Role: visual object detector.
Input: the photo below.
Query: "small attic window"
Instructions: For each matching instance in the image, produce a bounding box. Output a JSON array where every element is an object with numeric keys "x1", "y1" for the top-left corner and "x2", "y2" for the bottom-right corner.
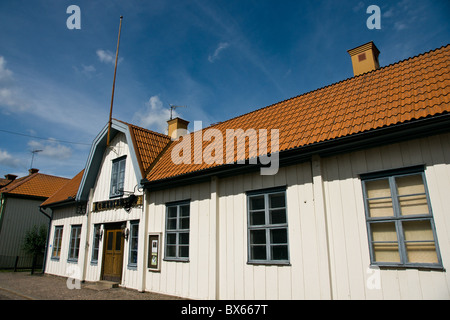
[{"x1": 358, "y1": 53, "x2": 367, "y2": 62}]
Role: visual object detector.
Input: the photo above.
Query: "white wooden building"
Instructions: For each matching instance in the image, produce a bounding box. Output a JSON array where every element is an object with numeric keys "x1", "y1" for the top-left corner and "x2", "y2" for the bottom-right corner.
[
  {"x1": 42, "y1": 42, "x2": 450, "y2": 299},
  {"x1": 42, "y1": 119, "x2": 170, "y2": 291}
]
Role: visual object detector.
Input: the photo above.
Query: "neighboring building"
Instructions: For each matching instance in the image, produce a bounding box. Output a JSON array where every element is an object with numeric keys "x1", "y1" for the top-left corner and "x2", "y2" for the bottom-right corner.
[
  {"x1": 0, "y1": 169, "x2": 69, "y2": 268},
  {"x1": 43, "y1": 42, "x2": 450, "y2": 299}
]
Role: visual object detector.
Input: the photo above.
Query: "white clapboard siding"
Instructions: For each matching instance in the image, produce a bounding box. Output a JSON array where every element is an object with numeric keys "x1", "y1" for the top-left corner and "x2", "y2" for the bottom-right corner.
[
  {"x1": 321, "y1": 132, "x2": 450, "y2": 300},
  {"x1": 85, "y1": 132, "x2": 143, "y2": 289},
  {"x1": 45, "y1": 205, "x2": 84, "y2": 278},
  {"x1": 216, "y1": 162, "x2": 332, "y2": 300},
  {"x1": 146, "y1": 181, "x2": 215, "y2": 299}
]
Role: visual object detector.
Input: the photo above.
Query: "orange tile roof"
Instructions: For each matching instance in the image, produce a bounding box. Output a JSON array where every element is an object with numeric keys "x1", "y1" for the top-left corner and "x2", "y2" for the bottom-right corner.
[
  {"x1": 125, "y1": 121, "x2": 172, "y2": 176},
  {"x1": 0, "y1": 172, "x2": 70, "y2": 199},
  {"x1": 41, "y1": 170, "x2": 84, "y2": 207},
  {"x1": 145, "y1": 44, "x2": 450, "y2": 182}
]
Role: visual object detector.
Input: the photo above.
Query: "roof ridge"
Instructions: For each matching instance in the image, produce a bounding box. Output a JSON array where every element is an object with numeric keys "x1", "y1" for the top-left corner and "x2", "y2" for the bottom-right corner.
[{"x1": 192, "y1": 43, "x2": 450, "y2": 132}]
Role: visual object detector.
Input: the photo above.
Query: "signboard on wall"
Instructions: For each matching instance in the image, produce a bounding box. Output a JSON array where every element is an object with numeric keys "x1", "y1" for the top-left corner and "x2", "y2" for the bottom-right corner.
[{"x1": 148, "y1": 233, "x2": 161, "y2": 272}]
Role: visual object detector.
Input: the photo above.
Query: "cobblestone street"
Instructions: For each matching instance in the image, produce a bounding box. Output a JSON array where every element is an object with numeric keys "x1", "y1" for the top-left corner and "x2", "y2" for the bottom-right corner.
[{"x1": 0, "y1": 271, "x2": 186, "y2": 300}]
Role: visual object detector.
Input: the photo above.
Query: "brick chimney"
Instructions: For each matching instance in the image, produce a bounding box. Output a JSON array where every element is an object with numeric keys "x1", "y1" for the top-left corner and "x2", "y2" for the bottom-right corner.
[
  {"x1": 167, "y1": 117, "x2": 189, "y2": 140},
  {"x1": 347, "y1": 41, "x2": 380, "y2": 76},
  {"x1": 29, "y1": 168, "x2": 39, "y2": 175},
  {"x1": 4, "y1": 174, "x2": 18, "y2": 181}
]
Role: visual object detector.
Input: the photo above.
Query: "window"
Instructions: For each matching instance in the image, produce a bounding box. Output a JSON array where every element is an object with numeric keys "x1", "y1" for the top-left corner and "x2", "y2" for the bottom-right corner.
[
  {"x1": 110, "y1": 156, "x2": 126, "y2": 197},
  {"x1": 247, "y1": 187, "x2": 289, "y2": 264},
  {"x1": 51, "y1": 226, "x2": 63, "y2": 260},
  {"x1": 361, "y1": 166, "x2": 442, "y2": 269},
  {"x1": 128, "y1": 221, "x2": 139, "y2": 268},
  {"x1": 91, "y1": 224, "x2": 101, "y2": 263},
  {"x1": 165, "y1": 201, "x2": 190, "y2": 261},
  {"x1": 68, "y1": 225, "x2": 82, "y2": 262}
]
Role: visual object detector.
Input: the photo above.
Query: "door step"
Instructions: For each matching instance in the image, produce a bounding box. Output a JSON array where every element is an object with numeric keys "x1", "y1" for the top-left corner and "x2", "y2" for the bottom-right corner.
[{"x1": 85, "y1": 280, "x2": 119, "y2": 291}]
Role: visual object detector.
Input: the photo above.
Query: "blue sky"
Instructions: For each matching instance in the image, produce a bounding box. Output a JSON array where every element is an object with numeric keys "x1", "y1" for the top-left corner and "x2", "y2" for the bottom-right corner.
[{"x1": 0, "y1": 0, "x2": 449, "y2": 179}]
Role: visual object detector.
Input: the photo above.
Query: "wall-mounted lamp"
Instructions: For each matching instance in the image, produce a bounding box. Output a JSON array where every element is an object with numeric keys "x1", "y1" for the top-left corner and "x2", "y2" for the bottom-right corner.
[{"x1": 121, "y1": 223, "x2": 129, "y2": 240}]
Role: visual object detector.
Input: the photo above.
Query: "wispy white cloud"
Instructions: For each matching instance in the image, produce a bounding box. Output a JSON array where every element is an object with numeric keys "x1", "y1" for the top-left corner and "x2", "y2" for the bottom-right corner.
[
  {"x1": 73, "y1": 64, "x2": 96, "y2": 77},
  {"x1": 208, "y1": 42, "x2": 230, "y2": 63},
  {"x1": 353, "y1": 1, "x2": 365, "y2": 12},
  {"x1": 0, "y1": 148, "x2": 23, "y2": 169},
  {"x1": 0, "y1": 56, "x2": 29, "y2": 113},
  {"x1": 96, "y1": 49, "x2": 123, "y2": 65},
  {"x1": 133, "y1": 95, "x2": 174, "y2": 134},
  {"x1": 28, "y1": 139, "x2": 72, "y2": 160}
]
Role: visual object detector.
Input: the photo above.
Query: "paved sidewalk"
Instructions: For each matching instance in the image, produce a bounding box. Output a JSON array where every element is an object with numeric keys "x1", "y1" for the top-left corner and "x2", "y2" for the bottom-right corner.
[{"x1": 0, "y1": 271, "x2": 186, "y2": 300}]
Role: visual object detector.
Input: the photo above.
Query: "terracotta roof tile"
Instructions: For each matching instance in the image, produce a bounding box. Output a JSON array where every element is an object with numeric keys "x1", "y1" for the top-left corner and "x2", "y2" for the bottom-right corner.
[
  {"x1": 145, "y1": 44, "x2": 450, "y2": 182},
  {"x1": 0, "y1": 173, "x2": 69, "y2": 199},
  {"x1": 114, "y1": 119, "x2": 172, "y2": 176},
  {"x1": 41, "y1": 170, "x2": 84, "y2": 207}
]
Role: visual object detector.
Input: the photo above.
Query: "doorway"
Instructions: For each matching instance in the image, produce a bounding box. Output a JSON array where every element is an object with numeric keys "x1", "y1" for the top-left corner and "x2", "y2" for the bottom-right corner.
[{"x1": 102, "y1": 223, "x2": 124, "y2": 282}]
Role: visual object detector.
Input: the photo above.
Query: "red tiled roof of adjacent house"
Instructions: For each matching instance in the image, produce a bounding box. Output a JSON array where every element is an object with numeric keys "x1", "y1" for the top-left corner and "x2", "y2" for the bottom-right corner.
[
  {"x1": 145, "y1": 44, "x2": 450, "y2": 182},
  {"x1": 41, "y1": 170, "x2": 84, "y2": 207},
  {"x1": 115, "y1": 119, "x2": 172, "y2": 176},
  {"x1": 0, "y1": 172, "x2": 70, "y2": 199}
]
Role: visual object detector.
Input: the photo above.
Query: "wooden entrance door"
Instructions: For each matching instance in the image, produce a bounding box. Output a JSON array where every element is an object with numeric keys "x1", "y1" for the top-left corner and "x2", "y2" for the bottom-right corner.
[{"x1": 102, "y1": 229, "x2": 124, "y2": 282}]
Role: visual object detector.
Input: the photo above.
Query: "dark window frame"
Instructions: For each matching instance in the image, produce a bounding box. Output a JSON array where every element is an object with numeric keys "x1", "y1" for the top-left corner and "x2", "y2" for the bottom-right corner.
[
  {"x1": 246, "y1": 186, "x2": 290, "y2": 265},
  {"x1": 164, "y1": 200, "x2": 190, "y2": 262},
  {"x1": 110, "y1": 156, "x2": 126, "y2": 198},
  {"x1": 361, "y1": 166, "x2": 443, "y2": 270},
  {"x1": 68, "y1": 225, "x2": 82, "y2": 262}
]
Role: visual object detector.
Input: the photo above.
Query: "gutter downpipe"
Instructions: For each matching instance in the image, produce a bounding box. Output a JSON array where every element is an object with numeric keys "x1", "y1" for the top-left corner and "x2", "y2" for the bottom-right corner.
[{"x1": 39, "y1": 206, "x2": 52, "y2": 274}]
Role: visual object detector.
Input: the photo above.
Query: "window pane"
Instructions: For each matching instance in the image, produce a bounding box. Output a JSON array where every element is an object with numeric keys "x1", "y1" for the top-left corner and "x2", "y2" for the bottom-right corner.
[
  {"x1": 179, "y1": 232, "x2": 189, "y2": 245},
  {"x1": 180, "y1": 205, "x2": 190, "y2": 217},
  {"x1": 271, "y1": 245, "x2": 288, "y2": 260},
  {"x1": 405, "y1": 242, "x2": 438, "y2": 263},
  {"x1": 250, "y1": 211, "x2": 265, "y2": 226},
  {"x1": 403, "y1": 220, "x2": 439, "y2": 263},
  {"x1": 130, "y1": 250, "x2": 137, "y2": 264},
  {"x1": 396, "y1": 174, "x2": 425, "y2": 196},
  {"x1": 115, "y1": 231, "x2": 122, "y2": 250},
  {"x1": 371, "y1": 222, "x2": 398, "y2": 241},
  {"x1": 368, "y1": 198, "x2": 394, "y2": 217},
  {"x1": 167, "y1": 218, "x2": 177, "y2": 230},
  {"x1": 371, "y1": 222, "x2": 400, "y2": 263},
  {"x1": 373, "y1": 243, "x2": 401, "y2": 262},
  {"x1": 270, "y1": 228, "x2": 287, "y2": 244},
  {"x1": 166, "y1": 233, "x2": 176, "y2": 245},
  {"x1": 107, "y1": 232, "x2": 113, "y2": 250},
  {"x1": 179, "y1": 245, "x2": 189, "y2": 258},
  {"x1": 270, "y1": 209, "x2": 286, "y2": 224},
  {"x1": 180, "y1": 217, "x2": 189, "y2": 229},
  {"x1": 251, "y1": 245, "x2": 266, "y2": 260},
  {"x1": 269, "y1": 193, "x2": 285, "y2": 209},
  {"x1": 403, "y1": 220, "x2": 435, "y2": 241},
  {"x1": 250, "y1": 230, "x2": 266, "y2": 245},
  {"x1": 168, "y1": 206, "x2": 177, "y2": 218},
  {"x1": 166, "y1": 245, "x2": 176, "y2": 257},
  {"x1": 250, "y1": 195, "x2": 265, "y2": 210},
  {"x1": 366, "y1": 179, "x2": 391, "y2": 198},
  {"x1": 399, "y1": 194, "x2": 429, "y2": 216}
]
